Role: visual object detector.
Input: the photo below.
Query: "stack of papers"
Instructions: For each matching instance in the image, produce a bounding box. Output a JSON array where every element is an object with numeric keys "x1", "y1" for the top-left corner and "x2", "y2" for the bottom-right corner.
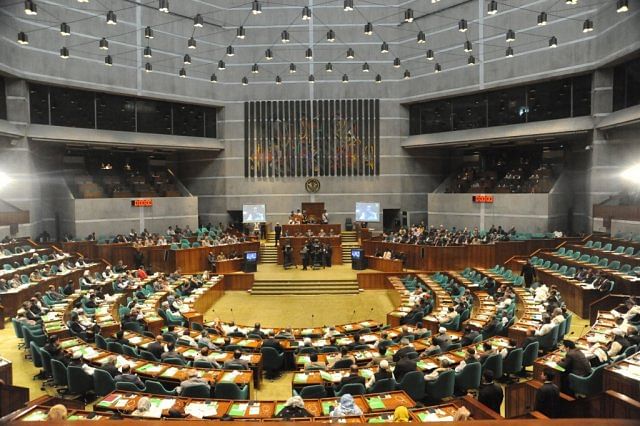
[{"x1": 185, "y1": 402, "x2": 218, "y2": 418}]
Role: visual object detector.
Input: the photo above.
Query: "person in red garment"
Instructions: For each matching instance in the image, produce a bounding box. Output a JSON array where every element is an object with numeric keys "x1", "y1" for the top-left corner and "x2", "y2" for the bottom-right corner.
[{"x1": 137, "y1": 265, "x2": 148, "y2": 280}]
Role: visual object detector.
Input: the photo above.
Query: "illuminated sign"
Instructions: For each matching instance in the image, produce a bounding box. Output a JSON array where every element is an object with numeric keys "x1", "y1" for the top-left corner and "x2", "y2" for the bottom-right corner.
[
  {"x1": 131, "y1": 199, "x2": 153, "y2": 207},
  {"x1": 472, "y1": 194, "x2": 494, "y2": 203}
]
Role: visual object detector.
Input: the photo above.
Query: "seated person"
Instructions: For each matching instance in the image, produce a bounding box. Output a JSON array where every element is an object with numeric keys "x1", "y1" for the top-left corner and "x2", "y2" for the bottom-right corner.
[
  {"x1": 336, "y1": 364, "x2": 366, "y2": 391},
  {"x1": 114, "y1": 364, "x2": 144, "y2": 389},
  {"x1": 274, "y1": 396, "x2": 312, "y2": 419},
  {"x1": 177, "y1": 369, "x2": 211, "y2": 396},
  {"x1": 223, "y1": 350, "x2": 250, "y2": 369},
  {"x1": 304, "y1": 353, "x2": 326, "y2": 371},
  {"x1": 193, "y1": 347, "x2": 222, "y2": 368},
  {"x1": 424, "y1": 357, "x2": 452, "y2": 381},
  {"x1": 160, "y1": 343, "x2": 185, "y2": 363},
  {"x1": 366, "y1": 359, "x2": 393, "y2": 389}
]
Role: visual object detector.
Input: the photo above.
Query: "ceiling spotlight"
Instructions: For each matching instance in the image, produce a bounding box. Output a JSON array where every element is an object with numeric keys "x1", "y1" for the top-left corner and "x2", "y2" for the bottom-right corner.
[
  {"x1": 403, "y1": 69, "x2": 410, "y2": 79},
  {"x1": 144, "y1": 46, "x2": 152, "y2": 57},
  {"x1": 302, "y1": 6, "x2": 311, "y2": 20},
  {"x1": 506, "y1": 29, "x2": 515, "y2": 42},
  {"x1": 434, "y1": 62, "x2": 441, "y2": 72},
  {"x1": 144, "y1": 26, "x2": 154, "y2": 39},
  {"x1": 468, "y1": 55, "x2": 476, "y2": 65},
  {"x1": 426, "y1": 49, "x2": 434, "y2": 60},
  {"x1": 194, "y1": 14, "x2": 204, "y2": 27},
  {"x1": 60, "y1": 23, "x2": 71, "y2": 36},
  {"x1": 342, "y1": 74, "x2": 349, "y2": 83},
  {"x1": 549, "y1": 36, "x2": 558, "y2": 48},
  {"x1": 505, "y1": 46, "x2": 514, "y2": 57},
  {"x1": 188, "y1": 37, "x2": 197, "y2": 49},
  {"x1": 242, "y1": 77, "x2": 248, "y2": 86},
  {"x1": 104, "y1": 55, "x2": 113, "y2": 66},
  {"x1": 24, "y1": 0, "x2": 37, "y2": 15},
  {"x1": 327, "y1": 29, "x2": 335, "y2": 42},
  {"x1": 226, "y1": 45, "x2": 234, "y2": 56},
  {"x1": 252, "y1": 1, "x2": 262, "y2": 14},
  {"x1": 179, "y1": 68, "x2": 186, "y2": 78},
  {"x1": 106, "y1": 10, "x2": 117, "y2": 25},
  {"x1": 458, "y1": 19, "x2": 468, "y2": 32},
  {"x1": 276, "y1": 75, "x2": 282, "y2": 85},
  {"x1": 305, "y1": 48, "x2": 313, "y2": 59},
  {"x1": 289, "y1": 63, "x2": 296, "y2": 73},
  {"x1": 99, "y1": 37, "x2": 109, "y2": 50},
  {"x1": 537, "y1": 12, "x2": 547, "y2": 26},
  {"x1": 145, "y1": 62, "x2": 152, "y2": 72},
  {"x1": 308, "y1": 74, "x2": 315, "y2": 84},
  {"x1": 60, "y1": 46, "x2": 69, "y2": 58},
  {"x1": 393, "y1": 57, "x2": 401, "y2": 68},
  {"x1": 77, "y1": 0, "x2": 89, "y2": 3},
  {"x1": 251, "y1": 63, "x2": 259, "y2": 73},
  {"x1": 17, "y1": 31, "x2": 29, "y2": 45},
  {"x1": 218, "y1": 60, "x2": 226, "y2": 70},
  {"x1": 417, "y1": 30, "x2": 426, "y2": 44},
  {"x1": 617, "y1": 0, "x2": 629, "y2": 12},
  {"x1": 210, "y1": 73, "x2": 217, "y2": 83},
  {"x1": 158, "y1": 0, "x2": 169, "y2": 13},
  {"x1": 375, "y1": 74, "x2": 382, "y2": 83},
  {"x1": 565, "y1": 0, "x2": 577, "y2": 4},
  {"x1": 362, "y1": 62, "x2": 370, "y2": 72},
  {"x1": 183, "y1": 54, "x2": 191, "y2": 64},
  {"x1": 325, "y1": 62, "x2": 333, "y2": 72},
  {"x1": 236, "y1": 26, "x2": 245, "y2": 39},
  {"x1": 346, "y1": 48, "x2": 354, "y2": 58},
  {"x1": 464, "y1": 40, "x2": 472, "y2": 52},
  {"x1": 487, "y1": 0, "x2": 498, "y2": 15},
  {"x1": 404, "y1": 9, "x2": 414, "y2": 23},
  {"x1": 380, "y1": 41, "x2": 389, "y2": 53},
  {"x1": 583, "y1": 19, "x2": 593, "y2": 32},
  {"x1": 344, "y1": 0, "x2": 353, "y2": 11},
  {"x1": 281, "y1": 30, "x2": 290, "y2": 43},
  {"x1": 265, "y1": 49, "x2": 273, "y2": 60},
  {"x1": 364, "y1": 22, "x2": 373, "y2": 35}
]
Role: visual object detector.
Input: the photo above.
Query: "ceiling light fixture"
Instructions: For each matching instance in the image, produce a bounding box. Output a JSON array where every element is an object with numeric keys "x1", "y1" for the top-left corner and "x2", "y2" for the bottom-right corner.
[
  {"x1": 346, "y1": 48, "x2": 354, "y2": 58},
  {"x1": 158, "y1": 0, "x2": 169, "y2": 13},
  {"x1": 325, "y1": 62, "x2": 333, "y2": 72},
  {"x1": 17, "y1": 31, "x2": 29, "y2": 45},
  {"x1": 458, "y1": 19, "x2": 468, "y2": 32},
  {"x1": 380, "y1": 41, "x2": 389, "y2": 53},
  {"x1": 434, "y1": 63, "x2": 441, "y2": 72},
  {"x1": 188, "y1": 37, "x2": 197, "y2": 49},
  {"x1": 236, "y1": 26, "x2": 245, "y2": 39},
  {"x1": 60, "y1": 46, "x2": 69, "y2": 58},
  {"x1": 617, "y1": 0, "x2": 629, "y2": 12},
  {"x1": 183, "y1": 54, "x2": 191, "y2": 64},
  {"x1": 179, "y1": 68, "x2": 186, "y2": 78},
  {"x1": 145, "y1": 62, "x2": 152, "y2": 72},
  {"x1": 194, "y1": 14, "x2": 204, "y2": 27},
  {"x1": 464, "y1": 40, "x2": 472, "y2": 52},
  {"x1": 99, "y1": 37, "x2": 109, "y2": 50},
  {"x1": 106, "y1": 10, "x2": 117, "y2": 25},
  {"x1": 505, "y1": 46, "x2": 513, "y2": 57},
  {"x1": 60, "y1": 22, "x2": 71, "y2": 36},
  {"x1": 582, "y1": 19, "x2": 593, "y2": 32},
  {"x1": 327, "y1": 29, "x2": 335, "y2": 42},
  {"x1": 308, "y1": 74, "x2": 315, "y2": 83},
  {"x1": 289, "y1": 63, "x2": 296, "y2": 73},
  {"x1": 487, "y1": 0, "x2": 498, "y2": 15},
  {"x1": 506, "y1": 29, "x2": 515, "y2": 42},
  {"x1": 210, "y1": 73, "x2": 217, "y2": 83},
  {"x1": 104, "y1": 55, "x2": 113, "y2": 66},
  {"x1": 252, "y1": 1, "x2": 262, "y2": 14},
  {"x1": 393, "y1": 57, "x2": 401, "y2": 67},
  {"x1": 281, "y1": 30, "x2": 290, "y2": 43},
  {"x1": 344, "y1": 0, "x2": 353, "y2": 11},
  {"x1": 468, "y1": 55, "x2": 476, "y2": 65},
  {"x1": 251, "y1": 63, "x2": 259, "y2": 73},
  {"x1": 265, "y1": 49, "x2": 273, "y2": 60},
  {"x1": 548, "y1": 36, "x2": 558, "y2": 48},
  {"x1": 364, "y1": 22, "x2": 373, "y2": 35},
  {"x1": 375, "y1": 74, "x2": 382, "y2": 83},
  {"x1": 362, "y1": 62, "x2": 370, "y2": 72},
  {"x1": 342, "y1": 74, "x2": 349, "y2": 83},
  {"x1": 218, "y1": 60, "x2": 226, "y2": 70},
  {"x1": 226, "y1": 45, "x2": 234, "y2": 56},
  {"x1": 537, "y1": 12, "x2": 547, "y2": 26},
  {"x1": 144, "y1": 46, "x2": 152, "y2": 57},
  {"x1": 24, "y1": 0, "x2": 37, "y2": 15},
  {"x1": 242, "y1": 77, "x2": 248, "y2": 86},
  {"x1": 426, "y1": 49, "x2": 434, "y2": 60},
  {"x1": 144, "y1": 26, "x2": 154, "y2": 39},
  {"x1": 276, "y1": 75, "x2": 282, "y2": 84},
  {"x1": 302, "y1": 6, "x2": 311, "y2": 20},
  {"x1": 404, "y1": 9, "x2": 414, "y2": 23},
  {"x1": 417, "y1": 30, "x2": 426, "y2": 44},
  {"x1": 305, "y1": 48, "x2": 313, "y2": 59},
  {"x1": 403, "y1": 69, "x2": 410, "y2": 79}
]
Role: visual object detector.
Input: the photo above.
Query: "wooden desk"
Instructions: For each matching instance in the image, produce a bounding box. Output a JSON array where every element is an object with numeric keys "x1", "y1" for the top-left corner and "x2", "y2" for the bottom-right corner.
[
  {"x1": 366, "y1": 256, "x2": 403, "y2": 272},
  {"x1": 604, "y1": 352, "x2": 640, "y2": 402},
  {"x1": 167, "y1": 243, "x2": 260, "y2": 274},
  {"x1": 215, "y1": 258, "x2": 243, "y2": 274},
  {"x1": 277, "y1": 237, "x2": 342, "y2": 266}
]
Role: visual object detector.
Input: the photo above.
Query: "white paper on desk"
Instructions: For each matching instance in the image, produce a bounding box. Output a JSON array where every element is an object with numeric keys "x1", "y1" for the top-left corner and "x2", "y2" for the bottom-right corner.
[
  {"x1": 185, "y1": 402, "x2": 218, "y2": 419},
  {"x1": 248, "y1": 405, "x2": 261, "y2": 415},
  {"x1": 422, "y1": 413, "x2": 454, "y2": 422},
  {"x1": 160, "y1": 399, "x2": 176, "y2": 410}
]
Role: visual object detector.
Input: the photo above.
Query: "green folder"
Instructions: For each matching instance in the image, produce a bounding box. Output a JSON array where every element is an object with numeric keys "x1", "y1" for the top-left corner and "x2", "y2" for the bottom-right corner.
[
  {"x1": 228, "y1": 404, "x2": 247, "y2": 417},
  {"x1": 418, "y1": 412, "x2": 429, "y2": 422},
  {"x1": 137, "y1": 363, "x2": 154, "y2": 372},
  {"x1": 359, "y1": 369, "x2": 373, "y2": 379},
  {"x1": 367, "y1": 397, "x2": 386, "y2": 410},
  {"x1": 321, "y1": 401, "x2": 335, "y2": 416},
  {"x1": 368, "y1": 417, "x2": 387, "y2": 423},
  {"x1": 319, "y1": 371, "x2": 333, "y2": 381},
  {"x1": 149, "y1": 398, "x2": 163, "y2": 408},
  {"x1": 23, "y1": 410, "x2": 48, "y2": 421},
  {"x1": 296, "y1": 356, "x2": 310, "y2": 364},
  {"x1": 293, "y1": 373, "x2": 308, "y2": 384},
  {"x1": 416, "y1": 361, "x2": 429, "y2": 370},
  {"x1": 183, "y1": 349, "x2": 198, "y2": 357},
  {"x1": 274, "y1": 403, "x2": 286, "y2": 415}
]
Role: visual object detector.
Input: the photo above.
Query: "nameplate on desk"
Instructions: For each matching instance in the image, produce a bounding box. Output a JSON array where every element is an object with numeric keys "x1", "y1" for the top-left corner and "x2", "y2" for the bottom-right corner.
[
  {"x1": 472, "y1": 194, "x2": 494, "y2": 203},
  {"x1": 131, "y1": 199, "x2": 153, "y2": 207}
]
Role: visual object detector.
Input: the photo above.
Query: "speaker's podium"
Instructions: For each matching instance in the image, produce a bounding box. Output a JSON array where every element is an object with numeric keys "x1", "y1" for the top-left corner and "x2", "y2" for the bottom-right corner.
[
  {"x1": 351, "y1": 248, "x2": 366, "y2": 270},
  {"x1": 243, "y1": 251, "x2": 258, "y2": 273}
]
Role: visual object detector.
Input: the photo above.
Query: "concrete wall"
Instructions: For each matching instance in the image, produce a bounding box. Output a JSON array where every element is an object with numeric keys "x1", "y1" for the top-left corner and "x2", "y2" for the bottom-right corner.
[{"x1": 72, "y1": 197, "x2": 198, "y2": 239}]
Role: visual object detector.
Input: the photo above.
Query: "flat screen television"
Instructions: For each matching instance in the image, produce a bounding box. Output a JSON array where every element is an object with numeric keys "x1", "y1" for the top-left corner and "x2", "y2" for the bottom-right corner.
[
  {"x1": 355, "y1": 202, "x2": 380, "y2": 222},
  {"x1": 244, "y1": 251, "x2": 258, "y2": 262}
]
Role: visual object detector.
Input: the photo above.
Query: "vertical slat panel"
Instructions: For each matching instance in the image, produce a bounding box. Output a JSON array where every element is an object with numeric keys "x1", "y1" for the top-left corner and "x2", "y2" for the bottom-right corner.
[
  {"x1": 244, "y1": 102, "x2": 249, "y2": 177},
  {"x1": 329, "y1": 99, "x2": 335, "y2": 176},
  {"x1": 375, "y1": 99, "x2": 380, "y2": 175},
  {"x1": 295, "y1": 100, "x2": 300, "y2": 177},
  {"x1": 363, "y1": 99, "x2": 369, "y2": 176},
  {"x1": 249, "y1": 101, "x2": 255, "y2": 178}
]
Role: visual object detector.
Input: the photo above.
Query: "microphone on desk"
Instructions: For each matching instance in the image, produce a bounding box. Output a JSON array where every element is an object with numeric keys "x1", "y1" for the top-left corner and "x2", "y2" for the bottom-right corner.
[
  {"x1": 311, "y1": 314, "x2": 315, "y2": 327},
  {"x1": 230, "y1": 308, "x2": 235, "y2": 323},
  {"x1": 350, "y1": 309, "x2": 356, "y2": 322}
]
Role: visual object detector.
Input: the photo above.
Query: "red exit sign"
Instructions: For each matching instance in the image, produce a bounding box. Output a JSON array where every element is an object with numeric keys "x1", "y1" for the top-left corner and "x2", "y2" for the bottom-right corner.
[
  {"x1": 472, "y1": 194, "x2": 494, "y2": 203},
  {"x1": 131, "y1": 199, "x2": 153, "y2": 207}
]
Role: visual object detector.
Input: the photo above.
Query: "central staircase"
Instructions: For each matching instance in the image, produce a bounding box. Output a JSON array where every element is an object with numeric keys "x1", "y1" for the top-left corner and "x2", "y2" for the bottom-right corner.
[{"x1": 251, "y1": 279, "x2": 360, "y2": 295}]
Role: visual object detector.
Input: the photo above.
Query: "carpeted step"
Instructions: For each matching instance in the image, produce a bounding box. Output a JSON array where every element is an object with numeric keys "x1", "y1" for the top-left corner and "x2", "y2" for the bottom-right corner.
[{"x1": 251, "y1": 279, "x2": 359, "y2": 295}]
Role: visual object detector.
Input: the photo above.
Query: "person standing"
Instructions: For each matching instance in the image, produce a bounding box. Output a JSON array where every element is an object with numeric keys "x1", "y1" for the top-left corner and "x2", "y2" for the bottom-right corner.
[
  {"x1": 274, "y1": 223, "x2": 282, "y2": 247},
  {"x1": 521, "y1": 260, "x2": 536, "y2": 288},
  {"x1": 534, "y1": 371, "x2": 560, "y2": 417}
]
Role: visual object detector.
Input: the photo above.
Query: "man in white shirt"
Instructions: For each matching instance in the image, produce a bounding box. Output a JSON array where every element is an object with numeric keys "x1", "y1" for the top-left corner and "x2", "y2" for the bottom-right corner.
[{"x1": 535, "y1": 317, "x2": 555, "y2": 336}]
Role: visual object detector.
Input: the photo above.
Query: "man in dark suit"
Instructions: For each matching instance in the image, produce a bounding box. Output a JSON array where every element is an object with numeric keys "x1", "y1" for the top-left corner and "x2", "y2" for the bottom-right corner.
[
  {"x1": 262, "y1": 332, "x2": 284, "y2": 354},
  {"x1": 432, "y1": 327, "x2": 452, "y2": 352},
  {"x1": 224, "y1": 350, "x2": 250, "y2": 369},
  {"x1": 534, "y1": 371, "x2": 560, "y2": 417},
  {"x1": 160, "y1": 343, "x2": 185, "y2": 363},
  {"x1": 478, "y1": 370, "x2": 503, "y2": 414},
  {"x1": 147, "y1": 335, "x2": 165, "y2": 360},
  {"x1": 557, "y1": 340, "x2": 591, "y2": 377},
  {"x1": 393, "y1": 353, "x2": 417, "y2": 382},
  {"x1": 250, "y1": 323, "x2": 266, "y2": 338},
  {"x1": 521, "y1": 260, "x2": 536, "y2": 288},
  {"x1": 337, "y1": 365, "x2": 366, "y2": 391},
  {"x1": 100, "y1": 358, "x2": 120, "y2": 378},
  {"x1": 274, "y1": 223, "x2": 282, "y2": 247},
  {"x1": 460, "y1": 326, "x2": 480, "y2": 347},
  {"x1": 392, "y1": 338, "x2": 414, "y2": 363},
  {"x1": 113, "y1": 364, "x2": 144, "y2": 389}
]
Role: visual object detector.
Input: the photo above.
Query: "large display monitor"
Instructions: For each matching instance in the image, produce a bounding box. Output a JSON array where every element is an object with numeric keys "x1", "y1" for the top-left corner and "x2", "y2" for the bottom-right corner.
[
  {"x1": 243, "y1": 204, "x2": 266, "y2": 223},
  {"x1": 355, "y1": 202, "x2": 380, "y2": 222}
]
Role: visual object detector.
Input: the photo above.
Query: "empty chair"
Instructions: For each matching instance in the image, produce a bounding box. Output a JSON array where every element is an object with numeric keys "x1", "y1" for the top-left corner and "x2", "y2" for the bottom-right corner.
[
  {"x1": 481, "y1": 354, "x2": 503, "y2": 379},
  {"x1": 597, "y1": 258, "x2": 609, "y2": 267},
  {"x1": 93, "y1": 369, "x2": 116, "y2": 396},
  {"x1": 608, "y1": 260, "x2": 621, "y2": 270},
  {"x1": 455, "y1": 362, "x2": 481, "y2": 394},
  {"x1": 623, "y1": 247, "x2": 635, "y2": 256},
  {"x1": 50, "y1": 359, "x2": 69, "y2": 392},
  {"x1": 214, "y1": 382, "x2": 249, "y2": 400},
  {"x1": 67, "y1": 365, "x2": 94, "y2": 399},
  {"x1": 521, "y1": 341, "x2": 539, "y2": 372},
  {"x1": 602, "y1": 243, "x2": 613, "y2": 251},
  {"x1": 261, "y1": 346, "x2": 284, "y2": 379},
  {"x1": 139, "y1": 350, "x2": 159, "y2": 362},
  {"x1": 106, "y1": 341, "x2": 123, "y2": 354},
  {"x1": 333, "y1": 358, "x2": 354, "y2": 369},
  {"x1": 425, "y1": 370, "x2": 455, "y2": 402},
  {"x1": 122, "y1": 345, "x2": 139, "y2": 358},
  {"x1": 501, "y1": 348, "x2": 524, "y2": 381},
  {"x1": 584, "y1": 241, "x2": 593, "y2": 248},
  {"x1": 569, "y1": 364, "x2": 606, "y2": 397},
  {"x1": 336, "y1": 383, "x2": 366, "y2": 397},
  {"x1": 116, "y1": 381, "x2": 144, "y2": 392},
  {"x1": 295, "y1": 384, "x2": 327, "y2": 398},
  {"x1": 181, "y1": 384, "x2": 211, "y2": 398},
  {"x1": 620, "y1": 264, "x2": 632, "y2": 274},
  {"x1": 163, "y1": 357, "x2": 187, "y2": 366},
  {"x1": 614, "y1": 246, "x2": 625, "y2": 254},
  {"x1": 367, "y1": 378, "x2": 396, "y2": 394},
  {"x1": 396, "y1": 370, "x2": 425, "y2": 402},
  {"x1": 144, "y1": 380, "x2": 177, "y2": 396}
]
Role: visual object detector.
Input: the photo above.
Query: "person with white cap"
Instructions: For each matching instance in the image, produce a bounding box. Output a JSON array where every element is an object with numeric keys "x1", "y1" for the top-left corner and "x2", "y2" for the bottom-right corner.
[
  {"x1": 432, "y1": 327, "x2": 452, "y2": 352},
  {"x1": 366, "y1": 359, "x2": 392, "y2": 389}
]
